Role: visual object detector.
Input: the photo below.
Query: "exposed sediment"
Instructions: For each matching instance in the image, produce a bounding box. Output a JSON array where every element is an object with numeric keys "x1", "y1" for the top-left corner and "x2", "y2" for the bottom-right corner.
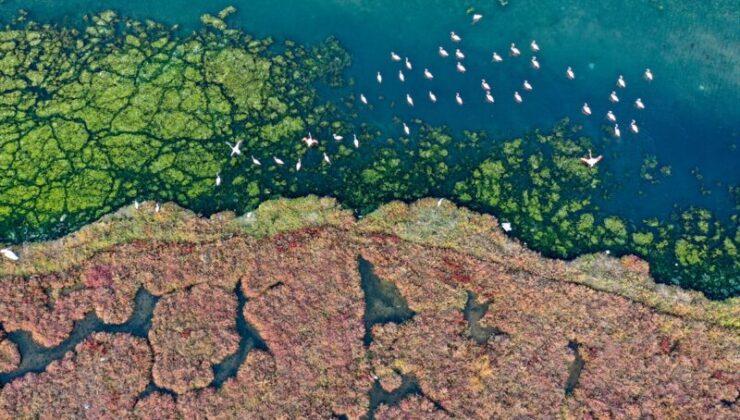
[{"x1": 0, "y1": 196, "x2": 737, "y2": 418}]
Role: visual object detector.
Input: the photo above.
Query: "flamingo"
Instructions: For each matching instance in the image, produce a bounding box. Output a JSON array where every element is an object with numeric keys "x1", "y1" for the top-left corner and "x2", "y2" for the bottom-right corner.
[
  {"x1": 403, "y1": 122, "x2": 411, "y2": 136},
  {"x1": 617, "y1": 75, "x2": 626, "y2": 88},
  {"x1": 582, "y1": 102, "x2": 592, "y2": 116},
  {"x1": 451, "y1": 31, "x2": 462, "y2": 43},
  {"x1": 456, "y1": 62, "x2": 466, "y2": 73},
  {"x1": 566, "y1": 66, "x2": 575, "y2": 80},
  {"x1": 302, "y1": 133, "x2": 318, "y2": 147},
  {"x1": 455, "y1": 49, "x2": 465, "y2": 60},
  {"x1": 323, "y1": 152, "x2": 331, "y2": 164},
  {"x1": 134, "y1": 200, "x2": 140, "y2": 210},
  {"x1": 439, "y1": 46, "x2": 449, "y2": 58},
  {"x1": 510, "y1": 43, "x2": 521, "y2": 56},
  {"x1": 644, "y1": 68, "x2": 654, "y2": 81},
  {"x1": 456, "y1": 92, "x2": 463, "y2": 105},
  {"x1": 472, "y1": 14, "x2": 483, "y2": 24},
  {"x1": 155, "y1": 202, "x2": 160, "y2": 213},
  {"x1": 216, "y1": 174, "x2": 221, "y2": 186},
  {"x1": 485, "y1": 91, "x2": 495, "y2": 103},
  {"x1": 580, "y1": 149, "x2": 603, "y2": 168},
  {"x1": 333, "y1": 133, "x2": 343, "y2": 141},
  {"x1": 481, "y1": 79, "x2": 491, "y2": 91},
  {"x1": 226, "y1": 140, "x2": 243, "y2": 156},
  {"x1": 353, "y1": 134, "x2": 360, "y2": 148},
  {"x1": 613, "y1": 124, "x2": 621, "y2": 138},
  {"x1": 398, "y1": 70, "x2": 405, "y2": 82},
  {"x1": 530, "y1": 40, "x2": 540, "y2": 52},
  {"x1": 390, "y1": 52, "x2": 401, "y2": 61},
  {"x1": 273, "y1": 157, "x2": 284, "y2": 166},
  {"x1": 360, "y1": 94, "x2": 368, "y2": 105},
  {"x1": 501, "y1": 222, "x2": 513, "y2": 232},
  {"x1": 424, "y1": 68, "x2": 434, "y2": 80},
  {"x1": 405, "y1": 57, "x2": 412, "y2": 70},
  {"x1": 406, "y1": 93, "x2": 414, "y2": 107},
  {"x1": 376, "y1": 71, "x2": 382, "y2": 84},
  {"x1": 635, "y1": 98, "x2": 645, "y2": 110},
  {"x1": 492, "y1": 52, "x2": 503, "y2": 63},
  {"x1": 630, "y1": 120, "x2": 639, "y2": 134},
  {"x1": 531, "y1": 56, "x2": 540, "y2": 70},
  {"x1": 296, "y1": 159, "x2": 302, "y2": 171},
  {"x1": 523, "y1": 80, "x2": 533, "y2": 91},
  {"x1": 429, "y1": 91, "x2": 437, "y2": 103},
  {"x1": 0, "y1": 248, "x2": 18, "y2": 261},
  {"x1": 609, "y1": 91, "x2": 620, "y2": 103},
  {"x1": 606, "y1": 110, "x2": 617, "y2": 123},
  {"x1": 251, "y1": 156, "x2": 261, "y2": 166},
  {"x1": 514, "y1": 91, "x2": 523, "y2": 103}
]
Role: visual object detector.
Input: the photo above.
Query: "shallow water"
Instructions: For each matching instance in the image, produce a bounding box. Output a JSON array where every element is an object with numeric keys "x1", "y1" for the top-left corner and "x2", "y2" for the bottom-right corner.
[{"x1": 0, "y1": 287, "x2": 157, "y2": 385}]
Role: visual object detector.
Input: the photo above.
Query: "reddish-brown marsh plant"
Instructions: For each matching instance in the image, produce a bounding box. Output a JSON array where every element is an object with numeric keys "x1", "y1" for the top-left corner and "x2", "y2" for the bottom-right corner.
[
  {"x1": 0, "y1": 330, "x2": 20, "y2": 373},
  {"x1": 0, "y1": 333, "x2": 151, "y2": 418},
  {"x1": 149, "y1": 284, "x2": 240, "y2": 394}
]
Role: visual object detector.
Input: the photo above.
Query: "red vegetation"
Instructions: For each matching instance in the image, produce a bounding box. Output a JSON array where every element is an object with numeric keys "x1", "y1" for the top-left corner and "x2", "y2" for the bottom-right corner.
[
  {"x1": 374, "y1": 395, "x2": 451, "y2": 420},
  {"x1": 0, "y1": 333, "x2": 151, "y2": 417},
  {"x1": 149, "y1": 284, "x2": 240, "y2": 394},
  {"x1": 0, "y1": 330, "x2": 20, "y2": 373}
]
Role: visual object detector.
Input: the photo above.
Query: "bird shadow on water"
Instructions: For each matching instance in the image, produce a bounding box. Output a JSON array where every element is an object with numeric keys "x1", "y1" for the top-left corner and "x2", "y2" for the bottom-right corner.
[{"x1": 0, "y1": 287, "x2": 158, "y2": 386}]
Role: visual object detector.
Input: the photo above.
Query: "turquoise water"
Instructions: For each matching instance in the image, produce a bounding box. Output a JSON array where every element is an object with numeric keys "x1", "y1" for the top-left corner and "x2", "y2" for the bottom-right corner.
[
  {"x1": 4, "y1": 0, "x2": 736, "y2": 219},
  {"x1": 0, "y1": 1, "x2": 737, "y2": 296}
]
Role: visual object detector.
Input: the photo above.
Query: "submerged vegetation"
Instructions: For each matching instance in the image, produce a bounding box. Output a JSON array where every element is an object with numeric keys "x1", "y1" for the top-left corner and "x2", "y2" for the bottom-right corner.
[{"x1": 0, "y1": 8, "x2": 736, "y2": 298}]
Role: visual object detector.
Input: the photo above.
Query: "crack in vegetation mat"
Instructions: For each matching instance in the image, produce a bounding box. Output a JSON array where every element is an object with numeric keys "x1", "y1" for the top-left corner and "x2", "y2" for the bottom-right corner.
[{"x1": 0, "y1": 197, "x2": 737, "y2": 418}]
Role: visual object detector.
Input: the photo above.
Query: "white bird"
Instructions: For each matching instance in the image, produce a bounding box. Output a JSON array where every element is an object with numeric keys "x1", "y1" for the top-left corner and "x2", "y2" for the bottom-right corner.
[
  {"x1": 226, "y1": 140, "x2": 243, "y2": 156},
  {"x1": 398, "y1": 70, "x2": 405, "y2": 82},
  {"x1": 377, "y1": 71, "x2": 383, "y2": 84},
  {"x1": 450, "y1": 31, "x2": 462, "y2": 43},
  {"x1": 333, "y1": 133, "x2": 344, "y2": 141},
  {"x1": 613, "y1": 124, "x2": 621, "y2": 138},
  {"x1": 302, "y1": 132, "x2": 318, "y2": 147},
  {"x1": 635, "y1": 98, "x2": 645, "y2": 110},
  {"x1": 630, "y1": 119, "x2": 639, "y2": 134},
  {"x1": 617, "y1": 75, "x2": 626, "y2": 88},
  {"x1": 251, "y1": 155, "x2": 262, "y2": 166},
  {"x1": 437, "y1": 198, "x2": 444, "y2": 207},
  {"x1": 566, "y1": 66, "x2": 575, "y2": 80},
  {"x1": 405, "y1": 57, "x2": 412, "y2": 70},
  {"x1": 360, "y1": 94, "x2": 368, "y2": 105},
  {"x1": 606, "y1": 110, "x2": 617, "y2": 123},
  {"x1": 216, "y1": 174, "x2": 222, "y2": 186},
  {"x1": 644, "y1": 68, "x2": 654, "y2": 82},
  {"x1": 456, "y1": 62, "x2": 466, "y2": 73},
  {"x1": 403, "y1": 122, "x2": 410, "y2": 136},
  {"x1": 472, "y1": 14, "x2": 483, "y2": 24},
  {"x1": 439, "y1": 46, "x2": 449, "y2": 58},
  {"x1": 353, "y1": 134, "x2": 360, "y2": 148},
  {"x1": 429, "y1": 91, "x2": 438, "y2": 103},
  {"x1": 155, "y1": 203, "x2": 160, "y2": 213},
  {"x1": 492, "y1": 52, "x2": 503, "y2": 63},
  {"x1": 1, "y1": 248, "x2": 19, "y2": 261},
  {"x1": 406, "y1": 93, "x2": 415, "y2": 107},
  {"x1": 580, "y1": 149, "x2": 603, "y2": 168},
  {"x1": 485, "y1": 91, "x2": 495, "y2": 103},
  {"x1": 391, "y1": 52, "x2": 401, "y2": 62},
  {"x1": 273, "y1": 156, "x2": 284, "y2": 166},
  {"x1": 323, "y1": 152, "x2": 332, "y2": 164},
  {"x1": 134, "y1": 200, "x2": 140, "y2": 210},
  {"x1": 455, "y1": 92, "x2": 463, "y2": 105},
  {"x1": 531, "y1": 56, "x2": 540, "y2": 70},
  {"x1": 424, "y1": 68, "x2": 434, "y2": 80},
  {"x1": 582, "y1": 102, "x2": 592, "y2": 116},
  {"x1": 501, "y1": 222, "x2": 513, "y2": 232},
  {"x1": 510, "y1": 43, "x2": 521, "y2": 57},
  {"x1": 481, "y1": 79, "x2": 491, "y2": 91},
  {"x1": 530, "y1": 40, "x2": 540, "y2": 52},
  {"x1": 514, "y1": 91, "x2": 523, "y2": 103},
  {"x1": 295, "y1": 159, "x2": 302, "y2": 171},
  {"x1": 609, "y1": 91, "x2": 620, "y2": 103},
  {"x1": 523, "y1": 80, "x2": 533, "y2": 91},
  {"x1": 455, "y1": 49, "x2": 465, "y2": 60}
]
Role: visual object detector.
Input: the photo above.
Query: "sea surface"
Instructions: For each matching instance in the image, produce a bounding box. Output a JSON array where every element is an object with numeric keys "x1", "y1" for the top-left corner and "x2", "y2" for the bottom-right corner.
[{"x1": 2, "y1": 0, "x2": 737, "y2": 222}]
